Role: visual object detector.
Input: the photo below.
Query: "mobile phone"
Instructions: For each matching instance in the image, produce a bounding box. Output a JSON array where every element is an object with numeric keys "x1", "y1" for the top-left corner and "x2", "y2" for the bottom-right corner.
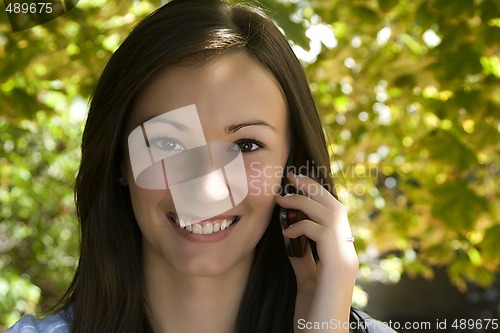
[
  {"x1": 279, "y1": 147, "x2": 313, "y2": 257},
  {"x1": 279, "y1": 179, "x2": 308, "y2": 257}
]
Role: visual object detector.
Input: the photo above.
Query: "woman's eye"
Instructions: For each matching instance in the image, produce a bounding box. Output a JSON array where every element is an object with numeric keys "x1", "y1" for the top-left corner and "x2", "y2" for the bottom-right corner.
[
  {"x1": 232, "y1": 139, "x2": 264, "y2": 153},
  {"x1": 150, "y1": 137, "x2": 185, "y2": 151}
]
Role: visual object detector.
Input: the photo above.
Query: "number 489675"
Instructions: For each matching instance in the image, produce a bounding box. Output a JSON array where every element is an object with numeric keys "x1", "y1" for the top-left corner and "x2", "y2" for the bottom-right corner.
[
  {"x1": 452, "y1": 318, "x2": 498, "y2": 330},
  {"x1": 5, "y1": 2, "x2": 53, "y2": 14}
]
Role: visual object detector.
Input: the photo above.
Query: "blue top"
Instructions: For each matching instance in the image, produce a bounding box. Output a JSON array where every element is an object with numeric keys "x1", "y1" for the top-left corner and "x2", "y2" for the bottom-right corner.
[{"x1": 5, "y1": 311, "x2": 70, "y2": 333}]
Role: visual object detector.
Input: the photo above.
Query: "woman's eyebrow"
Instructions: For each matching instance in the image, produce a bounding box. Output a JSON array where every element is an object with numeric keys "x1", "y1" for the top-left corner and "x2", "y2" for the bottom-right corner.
[
  {"x1": 225, "y1": 119, "x2": 278, "y2": 134},
  {"x1": 148, "y1": 118, "x2": 188, "y2": 131}
]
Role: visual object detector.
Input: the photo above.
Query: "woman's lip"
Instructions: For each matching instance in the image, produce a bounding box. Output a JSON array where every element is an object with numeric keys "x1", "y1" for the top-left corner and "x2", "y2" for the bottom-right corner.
[
  {"x1": 167, "y1": 212, "x2": 238, "y2": 226},
  {"x1": 166, "y1": 212, "x2": 239, "y2": 243}
]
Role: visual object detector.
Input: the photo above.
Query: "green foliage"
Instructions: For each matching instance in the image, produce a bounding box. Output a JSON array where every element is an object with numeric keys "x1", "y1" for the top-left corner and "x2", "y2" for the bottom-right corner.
[
  {"x1": 0, "y1": 0, "x2": 499, "y2": 329},
  {"x1": 299, "y1": 0, "x2": 500, "y2": 290},
  {"x1": 0, "y1": 111, "x2": 81, "y2": 328}
]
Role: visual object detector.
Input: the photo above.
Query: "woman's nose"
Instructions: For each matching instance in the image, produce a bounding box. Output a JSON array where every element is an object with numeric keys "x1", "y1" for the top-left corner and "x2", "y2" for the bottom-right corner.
[
  {"x1": 164, "y1": 141, "x2": 248, "y2": 223},
  {"x1": 202, "y1": 170, "x2": 230, "y2": 201}
]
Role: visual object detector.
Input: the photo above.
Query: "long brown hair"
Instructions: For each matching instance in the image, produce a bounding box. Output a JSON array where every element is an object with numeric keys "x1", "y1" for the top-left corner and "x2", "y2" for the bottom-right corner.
[{"x1": 54, "y1": 0, "x2": 335, "y2": 332}]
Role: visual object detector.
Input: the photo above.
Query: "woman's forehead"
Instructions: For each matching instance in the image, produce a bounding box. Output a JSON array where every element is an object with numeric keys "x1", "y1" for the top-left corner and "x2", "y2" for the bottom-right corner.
[{"x1": 126, "y1": 52, "x2": 287, "y2": 135}]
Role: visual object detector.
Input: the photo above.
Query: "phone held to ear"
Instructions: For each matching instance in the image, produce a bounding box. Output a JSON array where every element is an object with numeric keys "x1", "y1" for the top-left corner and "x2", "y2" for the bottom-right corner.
[
  {"x1": 279, "y1": 147, "x2": 316, "y2": 257},
  {"x1": 280, "y1": 177, "x2": 309, "y2": 257}
]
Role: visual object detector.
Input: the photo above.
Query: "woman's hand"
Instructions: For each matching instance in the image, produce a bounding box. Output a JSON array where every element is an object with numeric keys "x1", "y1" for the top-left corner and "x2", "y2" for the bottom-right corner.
[{"x1": 275, "y1": 172, "x2": 359, "y2": 333}]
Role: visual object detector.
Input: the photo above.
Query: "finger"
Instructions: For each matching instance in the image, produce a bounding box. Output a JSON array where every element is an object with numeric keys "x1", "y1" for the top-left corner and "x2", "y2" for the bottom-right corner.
[
  {"x1": 283, "y1": 220, "x2": 359, "y2": 301},
  {"x1": 283, "y1": 218, "x2": 353, "y2": 251},
  {"x1": 285, "y1": 171, "x2": 355, "y2": 239},
  {"x1": 283, "y1": 219, "x2": 334, "y2": 244},
  {"x1": 283, "y1": 220, "x2": 357, "y2": 266},
  {"x1": 275, "y1": 193, "x2": 350, "y2": 233},
  {"x1": 286, "y1": 172, "x2": 341, "y2": 211},
  {"x1": 276, "y1": 193, "x2": 328, "y2": 223}
]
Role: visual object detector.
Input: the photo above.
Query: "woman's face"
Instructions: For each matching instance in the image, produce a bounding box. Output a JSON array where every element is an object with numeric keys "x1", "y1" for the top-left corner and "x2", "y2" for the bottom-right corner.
[{"x1": 124, "y1": 52, "x2": 290, "y2": 277}]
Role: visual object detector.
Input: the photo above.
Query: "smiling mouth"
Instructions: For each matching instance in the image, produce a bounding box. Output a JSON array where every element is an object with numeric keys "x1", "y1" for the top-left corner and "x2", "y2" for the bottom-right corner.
[{"x1": 167, "y1": 212, "x2": 240, "y2": 235}]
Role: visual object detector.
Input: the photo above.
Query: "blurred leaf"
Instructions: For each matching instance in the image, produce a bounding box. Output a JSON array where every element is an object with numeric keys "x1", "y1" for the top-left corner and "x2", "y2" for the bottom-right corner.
[
  {"x1": 417, "y1": 129, "x2": 477, "y2": 170},
  {"x1": 430, "y1": 179, "x2": 487, "y2": 229},
  {"x1": 263, "y1": 2, "x2": 309, "y2": 49},
  {"x1": 351, "y1": 6, "x2": 379, "y2": 25},
  {"x1": 378, "y1": 0, "x2": 398, "y2": 13},
  {"x1": 433, "y1": 0, "x2": 475, "y2": 20},
  {"x1": 480, "y1": 0, "x2": 500, "y2": 23},
  {"x1": 480, "y1": 225, "x2": 500, "y2": 263}
]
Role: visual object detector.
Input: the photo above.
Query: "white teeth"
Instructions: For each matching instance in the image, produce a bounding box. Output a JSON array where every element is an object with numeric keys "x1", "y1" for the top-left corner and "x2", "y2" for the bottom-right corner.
[
  {"x1": 203, "y1": 224, "x2": 213, "y2": 235},
  {"x1": 192, "y1": 223, "x2": 203, "y2": 235},
  {"x1": 178, "y1": 216, "x2": 192, "y2": 228},
  {"x1": 172, "y1": 215, "x2": 236, "y2": 235}
]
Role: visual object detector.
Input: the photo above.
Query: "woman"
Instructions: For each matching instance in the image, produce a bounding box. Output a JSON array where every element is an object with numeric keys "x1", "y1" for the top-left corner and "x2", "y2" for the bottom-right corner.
[{"x1": 7, "y1": 0, "x2": 395, "y2": 332}]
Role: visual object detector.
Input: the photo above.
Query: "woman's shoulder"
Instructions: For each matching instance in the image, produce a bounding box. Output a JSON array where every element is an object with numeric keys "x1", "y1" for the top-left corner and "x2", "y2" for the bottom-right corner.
[{"x1": 5, "y1": 310, "x2": 70, "y2": 333}]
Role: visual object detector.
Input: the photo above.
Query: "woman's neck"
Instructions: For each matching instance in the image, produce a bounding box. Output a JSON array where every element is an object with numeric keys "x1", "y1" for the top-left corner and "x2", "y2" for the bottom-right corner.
[{"x1": 142, "y1": 242, "x2": 253, "y2": 333}]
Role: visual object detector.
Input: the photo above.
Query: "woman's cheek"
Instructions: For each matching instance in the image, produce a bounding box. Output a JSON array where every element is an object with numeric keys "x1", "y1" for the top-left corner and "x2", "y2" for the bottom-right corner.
[{"x1": 245, "y1": 160, "x2": 283, "y2": 200}]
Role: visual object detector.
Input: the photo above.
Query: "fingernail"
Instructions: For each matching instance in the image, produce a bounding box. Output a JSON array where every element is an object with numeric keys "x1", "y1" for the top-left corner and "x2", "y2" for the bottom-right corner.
[{"x1": 281, "y1": 193, "x2": 294, "y2": 198}]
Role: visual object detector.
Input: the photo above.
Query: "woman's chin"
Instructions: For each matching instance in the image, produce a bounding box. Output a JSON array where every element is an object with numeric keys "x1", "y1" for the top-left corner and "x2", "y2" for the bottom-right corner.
[{"x1": 169, "y1": 250, "x2": 254, "y2": 278}]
